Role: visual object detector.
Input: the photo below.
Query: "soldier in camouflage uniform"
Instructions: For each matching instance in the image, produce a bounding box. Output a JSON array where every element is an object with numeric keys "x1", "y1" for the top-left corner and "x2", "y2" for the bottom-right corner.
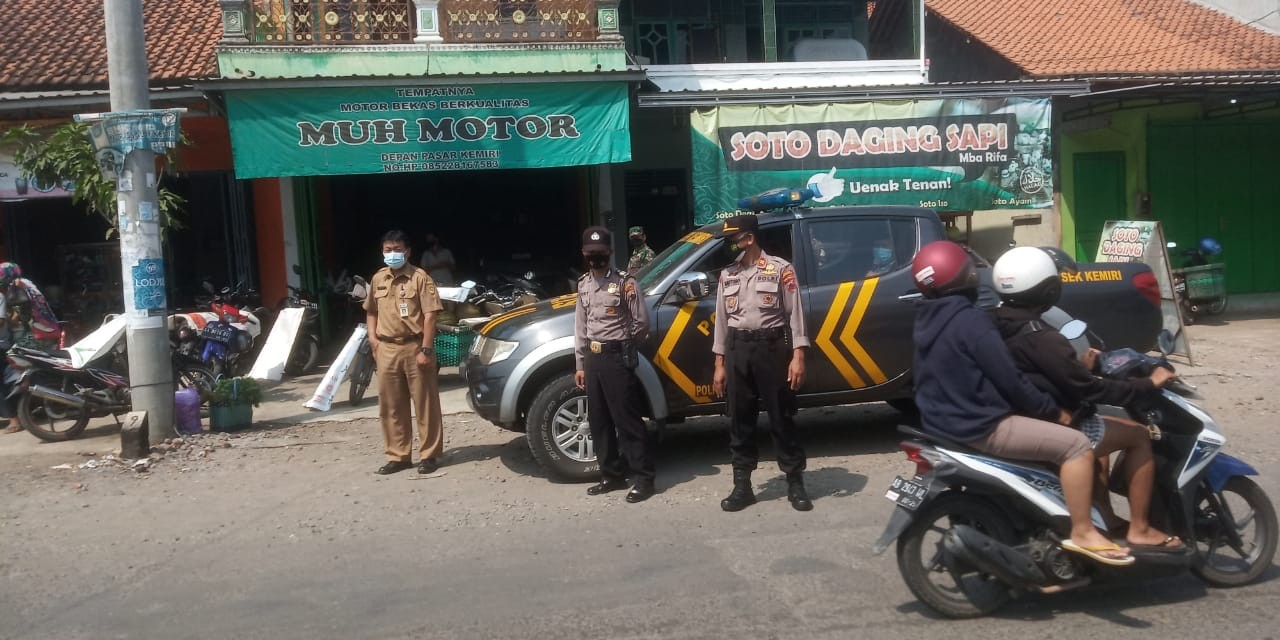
[{"x1": 627, "y1": 226, "x2": 655, "y2": 272}]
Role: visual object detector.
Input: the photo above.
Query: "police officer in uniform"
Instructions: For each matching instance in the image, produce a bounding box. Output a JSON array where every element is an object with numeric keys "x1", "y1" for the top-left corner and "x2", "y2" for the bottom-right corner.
[
  {"x1": 364, "y1": 230, "x2": 446, "y2": 475},
  {"x1": 575, "y1": 226, "x2": 655, "y2": 503},
  {"x1": 712, "y1": 214, "x2": 813, "y2": 512}
]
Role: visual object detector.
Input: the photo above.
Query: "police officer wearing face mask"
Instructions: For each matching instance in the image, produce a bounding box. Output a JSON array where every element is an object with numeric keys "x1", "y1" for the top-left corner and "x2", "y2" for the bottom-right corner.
[
  {"x1": 364, "y1": 230, "x2": 446, "y2": 475},
  {"x1": 574, "y1": 226, "x2": 655, "y2": 503},
  {"x1": 712, "y1": 214, "x2": 812, "y2": 512}
]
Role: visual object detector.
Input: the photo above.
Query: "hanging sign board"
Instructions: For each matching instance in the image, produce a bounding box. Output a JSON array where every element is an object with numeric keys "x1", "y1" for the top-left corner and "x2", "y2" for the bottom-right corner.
[{"x1": 1095, "y1": 220, "x2": 1191, "y2": 362}]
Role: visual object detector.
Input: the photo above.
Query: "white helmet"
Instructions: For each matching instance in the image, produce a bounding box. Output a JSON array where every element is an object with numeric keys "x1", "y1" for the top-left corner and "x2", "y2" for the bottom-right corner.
[{"x1": 992, "y1": 246, "x2": 1062, "y2": 308}]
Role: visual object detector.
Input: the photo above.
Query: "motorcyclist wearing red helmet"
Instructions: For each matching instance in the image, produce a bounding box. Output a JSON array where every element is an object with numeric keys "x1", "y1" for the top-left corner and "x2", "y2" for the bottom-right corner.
[{"x1": 911, "y1": 241, "x2": 1134, "y2": 566}]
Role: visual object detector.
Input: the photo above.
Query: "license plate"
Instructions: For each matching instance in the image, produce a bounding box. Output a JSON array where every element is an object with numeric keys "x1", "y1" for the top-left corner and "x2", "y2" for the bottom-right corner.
[
  {"x1": 884, "y1": 475, "x2": 929, "y2": 510},
  {"x1": 200, "y1": 324, "x2": 235, "y2": 344}
]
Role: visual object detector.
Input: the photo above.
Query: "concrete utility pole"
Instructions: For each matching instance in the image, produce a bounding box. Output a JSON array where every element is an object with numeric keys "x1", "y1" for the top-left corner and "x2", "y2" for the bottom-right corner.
[{"x1": 103, "y1": 0, "x2": 174, "y2": 444}]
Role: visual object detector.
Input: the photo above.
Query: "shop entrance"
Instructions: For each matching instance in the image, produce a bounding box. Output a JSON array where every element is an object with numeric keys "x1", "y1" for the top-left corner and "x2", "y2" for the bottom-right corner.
[{"x1": 321, "y1": 166, "x2": 590, "y2": 295}]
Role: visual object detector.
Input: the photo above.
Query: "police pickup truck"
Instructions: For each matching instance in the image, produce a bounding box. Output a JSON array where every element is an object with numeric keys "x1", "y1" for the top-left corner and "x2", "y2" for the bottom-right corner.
[{"x1": 461, "y1": 205, "x2": 1162, "y2": 481}]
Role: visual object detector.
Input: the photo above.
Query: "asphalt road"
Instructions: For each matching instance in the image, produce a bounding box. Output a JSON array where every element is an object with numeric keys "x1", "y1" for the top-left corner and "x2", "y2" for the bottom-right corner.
[{"x1": 2, "y1": 317, "x2": 1278, "y2": 639}]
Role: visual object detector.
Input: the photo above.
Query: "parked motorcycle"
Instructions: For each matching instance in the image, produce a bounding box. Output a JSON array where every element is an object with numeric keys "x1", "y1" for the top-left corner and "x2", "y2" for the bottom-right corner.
[
  {"x1": 280, "y1": 265, "x2": 321, "y2": 376},
  {"x1": 7, "y1": 317, "x2": 216, "y2": 442},
  {"x1": 1168, "y1": 237, "x2": 1227, "y2": 323},
  {"x1": 875, "y1": 324, "x2": 1276, "y2": 618},
  {"x1": 170, "y1": 282, "x2": 263, "y2": 378}
]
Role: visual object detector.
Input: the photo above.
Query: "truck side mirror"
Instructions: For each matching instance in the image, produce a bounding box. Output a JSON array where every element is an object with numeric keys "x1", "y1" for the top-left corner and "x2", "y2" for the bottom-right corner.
[{"x1": 673, "y1": 272, "x2": 711, "y2": 301}]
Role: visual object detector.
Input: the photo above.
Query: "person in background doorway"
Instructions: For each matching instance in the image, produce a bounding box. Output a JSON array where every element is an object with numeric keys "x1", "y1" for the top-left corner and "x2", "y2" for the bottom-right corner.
[
  {"x1": 419, "y1": 232, "x2": 456, "y2": 286},
  {"x1": 366, "y1": 231, "x2": 445, "y2": 475},
  {"x1": 627, "y1": 226, "x2": 655, "y2": 272}
]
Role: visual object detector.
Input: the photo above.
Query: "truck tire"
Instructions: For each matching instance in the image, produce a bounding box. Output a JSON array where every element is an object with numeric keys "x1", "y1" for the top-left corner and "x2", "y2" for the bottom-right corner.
[{"x1": 525, "y1": 372, "x2": 597, "y2": 482}]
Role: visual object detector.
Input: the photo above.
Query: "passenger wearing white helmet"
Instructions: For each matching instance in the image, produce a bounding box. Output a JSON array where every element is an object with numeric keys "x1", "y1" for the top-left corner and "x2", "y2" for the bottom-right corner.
[{"x1": 991, "y1": 246, "x2": 1183, "y2": 551}]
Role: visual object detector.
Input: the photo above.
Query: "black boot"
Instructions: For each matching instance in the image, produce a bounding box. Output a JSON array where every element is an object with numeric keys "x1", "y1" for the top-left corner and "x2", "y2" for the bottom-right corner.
[
  {"x1": 787, "y1": 472, "x2": 813, "y2": 511},
  {"x1": 720, "y1": 468, "x2": 757, "y2": 512}
]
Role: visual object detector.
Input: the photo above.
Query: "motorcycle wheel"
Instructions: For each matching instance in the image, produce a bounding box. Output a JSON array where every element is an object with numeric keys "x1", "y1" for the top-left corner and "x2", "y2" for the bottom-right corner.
[
  {"x1": 175, "y1": 363, "x2": 216, "y2": 394},
  {"x1": 284, "y1": 336, "x2": 320, "y2": 376},
  {"x1": 348, "y1": 347, "x2": 375, "y2": 406},
  {"x1": 1192, "y1": 476, "x2": 1278, "y2": 587},
  {"x1": 897, "y1": 494, "x2": 1016, "y2": 619},
  {"x1": 18, "y1": 372, "x2": 90, "y2": 442},
  {"x1": 1207, "y1": 297, "x2": 1228, "y2": 316}
]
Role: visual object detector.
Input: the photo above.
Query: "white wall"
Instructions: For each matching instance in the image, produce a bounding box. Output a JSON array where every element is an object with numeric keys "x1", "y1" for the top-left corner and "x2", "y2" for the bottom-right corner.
[{"x1": 1189, "y1": 0, "x2": 1280, "y2": 34}]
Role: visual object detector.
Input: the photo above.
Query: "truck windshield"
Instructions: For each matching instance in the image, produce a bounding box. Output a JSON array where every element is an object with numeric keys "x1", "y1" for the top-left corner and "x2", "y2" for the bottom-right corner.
[{"x1": 635, "y1": 230, "x2": 718, "y2": 291}]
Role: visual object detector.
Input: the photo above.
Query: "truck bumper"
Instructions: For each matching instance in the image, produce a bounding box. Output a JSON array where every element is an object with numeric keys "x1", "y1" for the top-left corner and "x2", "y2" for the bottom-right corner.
[{"x1": 461, "y1": 356, "x2": 506, "y2": 425}]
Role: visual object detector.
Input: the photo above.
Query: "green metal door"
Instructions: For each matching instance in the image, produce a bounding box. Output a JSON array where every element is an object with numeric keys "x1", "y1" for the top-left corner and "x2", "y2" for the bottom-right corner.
[
  {"x1": 1072, "y1": 152, "x2": 1127, "y2": 260},
  {"x1": 1150, "y1": 122, "x2": 1280, "y2": 294}
]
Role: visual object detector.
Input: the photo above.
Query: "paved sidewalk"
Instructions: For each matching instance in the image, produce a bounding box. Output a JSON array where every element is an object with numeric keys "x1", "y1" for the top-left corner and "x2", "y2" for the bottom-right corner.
[{"x1": 0, "y1": 366, "x2": 473, "y2": 462}]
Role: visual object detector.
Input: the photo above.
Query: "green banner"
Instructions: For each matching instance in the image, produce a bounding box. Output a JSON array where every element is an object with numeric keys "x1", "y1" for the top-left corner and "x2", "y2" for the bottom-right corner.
[
  {"x1": 225, "y1": 83, "x2": 631, "y2": 178},
  {"x1": 691, "y1": 98, "x2": 1053, "y2": 224}
]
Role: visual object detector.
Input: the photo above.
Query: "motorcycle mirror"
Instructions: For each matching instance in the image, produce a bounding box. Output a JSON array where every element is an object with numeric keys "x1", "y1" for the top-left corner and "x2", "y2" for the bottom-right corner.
[
  {"x1": 1059, "y1": 319, "x2": 1088, "y2": 341},
  {"x1": 1158, "y1": 329, "x2": 1175, "y2": 356}
]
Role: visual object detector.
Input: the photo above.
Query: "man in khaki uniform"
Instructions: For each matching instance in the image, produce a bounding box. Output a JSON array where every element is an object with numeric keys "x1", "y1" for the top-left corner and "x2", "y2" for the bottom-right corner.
[
  {"x1": 711, "y1": 214, "x2": 812, "y2": 512},
  {"x1": 364, "y1": 230, "x2": 445, "y2": 475},
  {"x1": 575, "y1": 226, "x2": 655, "y2": 502}
]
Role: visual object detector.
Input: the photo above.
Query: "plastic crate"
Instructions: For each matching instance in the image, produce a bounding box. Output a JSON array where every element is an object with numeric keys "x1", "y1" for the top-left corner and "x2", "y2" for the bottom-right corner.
[
  {"x1": 1177, "y1": 263, "x2": 1226, "y2": 302},
  {"x1": 434, "y1": 326, "x2": 476, "y2": 367}
]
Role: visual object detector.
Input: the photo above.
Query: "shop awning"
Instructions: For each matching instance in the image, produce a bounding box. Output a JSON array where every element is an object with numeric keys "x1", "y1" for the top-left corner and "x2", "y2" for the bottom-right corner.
[{"x1": 637, "y1": 78, "x2": 1092, "y2": 107}]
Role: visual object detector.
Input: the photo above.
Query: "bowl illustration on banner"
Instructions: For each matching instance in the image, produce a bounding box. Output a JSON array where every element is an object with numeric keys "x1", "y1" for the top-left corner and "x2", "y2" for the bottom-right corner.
[{"x1": 807, "y1": 167, "x2": 845, "y2": 203}]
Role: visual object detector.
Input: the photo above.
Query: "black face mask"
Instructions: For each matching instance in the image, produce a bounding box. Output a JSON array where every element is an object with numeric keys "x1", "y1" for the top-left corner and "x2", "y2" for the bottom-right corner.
[{"x1": 586, "y1": 255, "x2": 609, "y2": 270}]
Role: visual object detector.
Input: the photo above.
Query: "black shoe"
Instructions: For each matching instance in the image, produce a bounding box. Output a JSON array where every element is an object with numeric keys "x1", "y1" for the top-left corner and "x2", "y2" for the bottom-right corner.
[
  {"x1": 625, "y1": 484, "x2": 655, "y2": 503},
  {"x1": 587, "y1": 478, "x2": 628, "y2": 496},
  {"x1": 417, "y1": 458, "x2": 440, "y2": 474},
  {"x1": 787, "y1": 473, "x2": 814, "y2": 511},
  {"x1": 376, "y1": 461, "x2": 413, "y2": 475},
  {"x1": 720, "y1": 468, "x2": 757, "y2": 512}
]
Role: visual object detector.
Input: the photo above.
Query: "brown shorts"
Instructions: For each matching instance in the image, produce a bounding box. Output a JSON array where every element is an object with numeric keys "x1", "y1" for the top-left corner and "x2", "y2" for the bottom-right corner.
[{"x1": 970, "y1": 415, "x2": 1092, "y2": 467}]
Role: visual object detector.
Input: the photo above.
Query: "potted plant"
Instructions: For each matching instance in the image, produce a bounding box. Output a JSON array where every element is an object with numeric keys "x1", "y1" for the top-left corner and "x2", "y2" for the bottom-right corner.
[{"x1": 204, "y1": 376, "x2": 264, "y2": 432}]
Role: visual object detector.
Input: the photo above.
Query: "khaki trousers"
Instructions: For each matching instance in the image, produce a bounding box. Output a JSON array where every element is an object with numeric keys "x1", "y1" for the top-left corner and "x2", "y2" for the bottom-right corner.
[{"x1": 376, "y1": 341, "x2": 443, "y2": 463}]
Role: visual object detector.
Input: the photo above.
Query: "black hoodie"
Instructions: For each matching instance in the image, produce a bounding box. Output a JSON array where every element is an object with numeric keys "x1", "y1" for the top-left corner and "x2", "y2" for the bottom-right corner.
[
  {"x1": 912, "y1": 295, "x2": 1060, "y2": 442},
  {"x1": 991, "y1": 305, "x2": 1156, "y2": 413}
]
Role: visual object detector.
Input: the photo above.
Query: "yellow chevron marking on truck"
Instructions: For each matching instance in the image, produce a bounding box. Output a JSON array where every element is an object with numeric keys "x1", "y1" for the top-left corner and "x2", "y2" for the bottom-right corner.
[
  {"x1": 479, "y1": 306, "x2": 536, "y2": 335},
  {"x1": 841, "y1": 277, "x2": 887, "y2": 384},
  {"x1": 652, "y1": 301, "x2": 710, "y2": 403},
  {"x1": 815, "y1": 282, "x2": 867, "y2": 388}
]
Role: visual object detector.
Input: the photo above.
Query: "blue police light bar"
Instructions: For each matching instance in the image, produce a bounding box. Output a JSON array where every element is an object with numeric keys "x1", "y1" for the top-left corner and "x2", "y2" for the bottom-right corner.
[{"x1": 738, "y1": 187, "x2": 815, "y2": 212}]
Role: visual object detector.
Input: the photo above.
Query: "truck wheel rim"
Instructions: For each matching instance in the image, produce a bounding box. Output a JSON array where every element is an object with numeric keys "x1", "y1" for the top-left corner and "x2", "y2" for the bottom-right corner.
[{"x1": 551, "y1": 396, "x2": 594, "y2": 463}]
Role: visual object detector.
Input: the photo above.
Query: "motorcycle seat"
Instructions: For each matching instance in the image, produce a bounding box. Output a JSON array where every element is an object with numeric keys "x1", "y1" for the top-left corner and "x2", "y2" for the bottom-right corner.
[{"x1": 897, "y1": 424, "x2": 1060, "y2": 473}]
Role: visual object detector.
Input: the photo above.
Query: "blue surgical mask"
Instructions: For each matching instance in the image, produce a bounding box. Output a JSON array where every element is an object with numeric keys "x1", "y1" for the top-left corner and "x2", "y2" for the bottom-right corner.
[
  {"x1": 873, "y1": 247, "x2": 892, "y2": 263},
  {"x1": 383, "y1": 252, "x2": 407, "y2": 269}
]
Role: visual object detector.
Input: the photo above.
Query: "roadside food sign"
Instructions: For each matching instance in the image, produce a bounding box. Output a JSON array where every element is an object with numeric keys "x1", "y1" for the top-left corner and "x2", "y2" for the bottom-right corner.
[
  {"x1": 224, "y1": 83, "x2": 632, "y2": 179},
  {"x1": 1095, "y1": 220, "x2": 1190, "y2": 362},
  {"x1": 691, "y1": 98, "x2": 1053, "y2": 225}
]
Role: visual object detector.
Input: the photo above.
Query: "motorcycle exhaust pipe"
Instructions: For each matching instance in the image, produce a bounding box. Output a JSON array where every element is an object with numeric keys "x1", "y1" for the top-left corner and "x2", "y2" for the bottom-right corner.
[
  {"x1": 29, "y1": 384, "x2": 89, "y2": 411},
  {"x1": 942, "y1": 525, "x2": 1048, "y2": 590}
]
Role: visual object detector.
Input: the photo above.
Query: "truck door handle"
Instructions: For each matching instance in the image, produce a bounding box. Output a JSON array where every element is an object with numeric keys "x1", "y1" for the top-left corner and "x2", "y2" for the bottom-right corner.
[{"x1": 898, "y1": 291, "x2": 923, "y2": 302}]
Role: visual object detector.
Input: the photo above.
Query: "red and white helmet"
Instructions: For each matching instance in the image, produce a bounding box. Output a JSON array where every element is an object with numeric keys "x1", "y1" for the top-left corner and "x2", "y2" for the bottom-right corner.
[{"x1": 912, "y1": 241, "x2": 978, "y2": 298}]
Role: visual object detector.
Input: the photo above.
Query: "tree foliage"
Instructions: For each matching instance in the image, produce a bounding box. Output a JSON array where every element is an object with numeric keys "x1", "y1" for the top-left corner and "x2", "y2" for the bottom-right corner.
[{"x1": 0, "y1": 122, "x2": 185, "y2": 237}]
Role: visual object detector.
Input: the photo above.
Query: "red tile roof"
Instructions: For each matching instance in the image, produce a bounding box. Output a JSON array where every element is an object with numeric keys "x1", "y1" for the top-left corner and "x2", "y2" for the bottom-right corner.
[
  {"x1": 928, "y1": 0, "x2": 1280, "y2": 76},
  {"x1": 0, "y1": 0, "x2": 220, "y2": 92}
]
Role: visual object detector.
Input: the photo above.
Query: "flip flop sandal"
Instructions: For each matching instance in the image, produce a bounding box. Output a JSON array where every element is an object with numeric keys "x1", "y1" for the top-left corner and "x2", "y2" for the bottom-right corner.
[
  {"x1": 1061, "y1": 539, "x2": 1136, "y2": 566},
  {"x1": 1130, "y1": 536, "x2": 1185, "y2": 552}
]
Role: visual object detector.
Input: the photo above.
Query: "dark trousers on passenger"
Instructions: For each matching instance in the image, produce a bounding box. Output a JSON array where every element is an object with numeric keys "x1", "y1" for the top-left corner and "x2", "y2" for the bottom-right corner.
[
  {"x1": 726, "y1": 330, "x2": 806, "y2": 474},
  {"x1": 585, "y1": 350, "x2": 654, "y2": 486}
]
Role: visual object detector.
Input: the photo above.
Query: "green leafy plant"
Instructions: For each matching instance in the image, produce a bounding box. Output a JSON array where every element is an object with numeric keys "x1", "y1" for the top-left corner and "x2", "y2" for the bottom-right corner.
[
  {"x1": 204, "y1": 376, "x2": 264, "y2": 407},
  {"x1": 0, "y1": 122, "x2": 186, "y2": 237}
]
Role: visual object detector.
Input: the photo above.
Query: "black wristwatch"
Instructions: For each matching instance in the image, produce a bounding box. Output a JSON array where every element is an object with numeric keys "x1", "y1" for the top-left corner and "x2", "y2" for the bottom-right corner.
[{"x1": 420, "y1": 347, "x2": 434, "y2": 357}]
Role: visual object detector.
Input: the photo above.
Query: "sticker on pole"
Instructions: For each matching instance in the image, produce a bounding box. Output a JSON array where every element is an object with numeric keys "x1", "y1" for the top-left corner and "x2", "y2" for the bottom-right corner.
[{"x1": 131, "y1": 258, "x2": 167, "y2": 312}]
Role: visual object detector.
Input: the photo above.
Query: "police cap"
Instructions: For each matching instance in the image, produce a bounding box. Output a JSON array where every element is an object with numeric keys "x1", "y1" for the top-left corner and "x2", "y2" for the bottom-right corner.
[
  {"x1": 717, "y1": 214, "x2": 758, "y2": 239},
  {"x1": 582, "y1": 226, "x2": 612, "y2": 255}
]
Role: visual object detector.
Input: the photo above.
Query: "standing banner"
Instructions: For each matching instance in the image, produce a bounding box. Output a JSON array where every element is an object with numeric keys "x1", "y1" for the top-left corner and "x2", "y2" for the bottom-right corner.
[
  {"x1": 691, "y1": 98, "x2": 1053, "y2": 225},
  {"x1": 1095, "y1": 220, "x2": 1191, "y2": 362},
  {"x1": 249, "y1": 307, "x2": 306, "y2": 382},
  {"x1": 305, "y1": 324, "x2": 368, "y2": 412},
  {"x1": 225, "y1": 83, "x2": 631, "y2": 179}
]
